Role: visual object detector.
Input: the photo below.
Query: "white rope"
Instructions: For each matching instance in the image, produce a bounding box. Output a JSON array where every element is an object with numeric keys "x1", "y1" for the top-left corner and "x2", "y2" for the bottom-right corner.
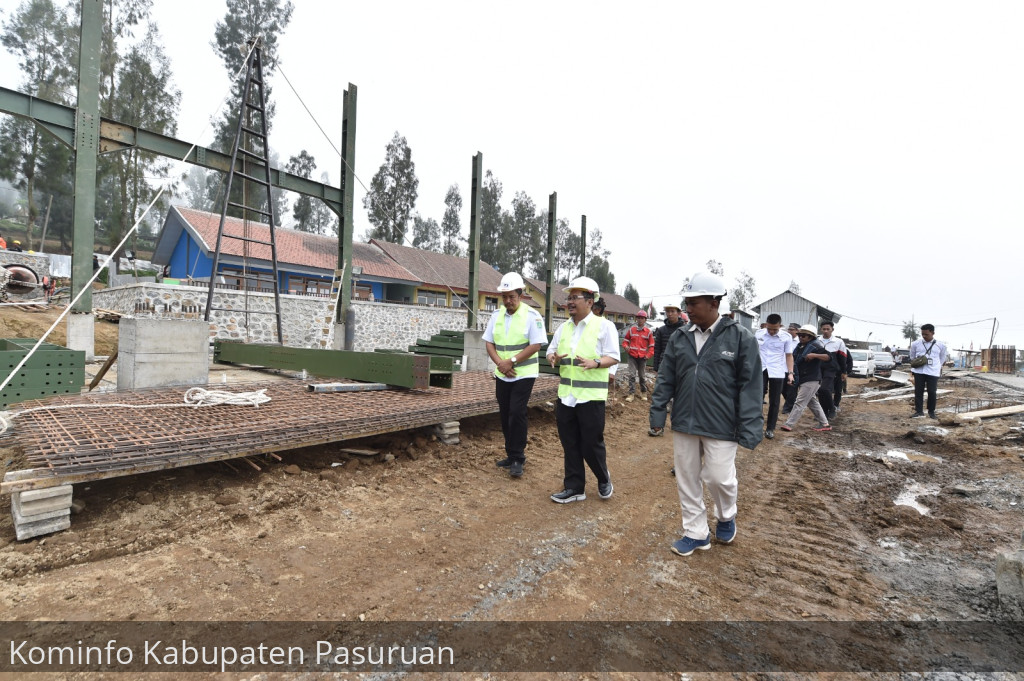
[{"x1": 0, "y1": 387, "x2": 270, "y2": 437}]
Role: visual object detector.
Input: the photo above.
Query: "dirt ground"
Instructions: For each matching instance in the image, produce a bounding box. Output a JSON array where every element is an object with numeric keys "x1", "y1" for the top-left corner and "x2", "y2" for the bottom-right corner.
[{"x1": 0, "y1": 309, "x2": 1022, "y2": 678}]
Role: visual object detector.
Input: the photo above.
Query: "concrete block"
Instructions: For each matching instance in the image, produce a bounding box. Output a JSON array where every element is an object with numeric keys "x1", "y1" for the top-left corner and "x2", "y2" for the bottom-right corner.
[
  {"x1": 66, "y1": 313, "x2": 95, "y2": 361},
  {"x1": 118, "y1": 318, "x2": 209, "y2": 390},
  {"x1": 13, "y1": 504, "x2": 70, "y2": 525},
  {"x1": 996, "y1": 547, "x2": 1024, "y2": 619},
  {"x1": 119, "y1": 317, "x2": 209, "y2": 354},
  {"x1": 13, "y1": 487, "x2": 72, "y2": 516},
  {"x1": 14, "y1": 513, "x2": 70, "y2": 541},
  {"x1": 15, "y1": 484, "x2": 72, "y2": 504}
]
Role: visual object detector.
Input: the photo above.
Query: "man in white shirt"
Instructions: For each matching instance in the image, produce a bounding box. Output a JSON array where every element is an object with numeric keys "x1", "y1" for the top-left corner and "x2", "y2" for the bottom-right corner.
[
  {"x1": 483, "y1": 272, "x2": 547, "y2": 478},
  {"x1": 756, "y1": 313, "x2": 794, "y2": 439},
  {"x1": 817, "y1": 321, "x2": 848, "y2": 421},
  {"x1": 909, "y1": 323, "x2": 948, "y2": 419},
  {"x1": 546, "y1": 276, "x2": 621, "y2": 503}
]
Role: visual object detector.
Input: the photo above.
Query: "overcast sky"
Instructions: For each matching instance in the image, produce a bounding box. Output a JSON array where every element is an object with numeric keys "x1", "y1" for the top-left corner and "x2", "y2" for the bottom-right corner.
[{"x1": 3, "y1": 1, "x2": 1023, "y2": 353}]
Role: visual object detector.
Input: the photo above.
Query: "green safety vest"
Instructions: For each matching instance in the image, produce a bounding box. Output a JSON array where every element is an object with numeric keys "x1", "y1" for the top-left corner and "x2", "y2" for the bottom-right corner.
[
  {"x1": 492, "y1": 304, "x2": 539, "y2": 378},
  {"x1": 556, "y1": 317, "x2": 609, "y2": 401}
]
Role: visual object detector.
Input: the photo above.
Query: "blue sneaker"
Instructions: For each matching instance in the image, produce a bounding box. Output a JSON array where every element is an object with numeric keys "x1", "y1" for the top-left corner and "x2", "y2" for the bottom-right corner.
[
  {"x1": 716, "y1": 518, "x2": 736, "y2": 543},
  {"x1": 670, "y1": 535, "x2": 711, "y2": 556}
]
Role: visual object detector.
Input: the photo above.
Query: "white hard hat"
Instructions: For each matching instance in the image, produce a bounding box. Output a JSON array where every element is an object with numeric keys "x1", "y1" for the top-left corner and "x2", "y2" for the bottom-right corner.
[
  {"x1": 563, "y1": 275, "x2": 600, "y2": 301},
  {"x1": 682, "y1": 271, "x2": 727, "y2": 298},
  {"x1": 498, "y1": 272, "x2": 525, "y2": 292}
]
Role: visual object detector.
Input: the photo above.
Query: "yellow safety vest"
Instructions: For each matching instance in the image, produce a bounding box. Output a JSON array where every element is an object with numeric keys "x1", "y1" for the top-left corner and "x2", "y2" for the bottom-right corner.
[
  {"x1": 556, "y1": 317, "x2": 609, "y2": 401},
  {"x1": 492, "y1": 304, "x2": 539, "y2": 378}
]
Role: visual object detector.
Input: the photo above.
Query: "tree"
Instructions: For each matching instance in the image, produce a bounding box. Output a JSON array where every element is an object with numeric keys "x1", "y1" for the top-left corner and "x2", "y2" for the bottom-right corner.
[
  {"x1": 902, "y1": 320, "x2": 919, "y2": 343},
  {"x1": 706, "y1": 259, "x2": 724, "y2": 276},
  {"x1": 440, "y1": 184, "x2": 462, "y2": 256},
  {"x1": 285, "y1": 150, "x2": 316, "y2": 232},
  {"x1": 587, "y1": 255, "x2": 615, "y2": 295},
  {"x1": 478, "y1": 170, "x2": 503, "y2": 266},
  {"x1": 788, "y1": 280, "x2": 801, "y2": 294},
  {"x1": 553, "y1": 217, "x2": 579, "y2": 283},
  {"x1": 306, "y1": 171, "x2": 337, "y2": 236},
  {"x1": 506, "y1": 191, "x2": 539, "y2": 274},
  {"x1": 362, "y1": 131, "x2": 419, "y2": 243},
  {"x1": 208, "y1": 0, "x2": 294, "y2": 215},
  {"x1": 729, "y1": 270, "x2": 757, "y2": 311},
  {"x1": 623, "y1": 283, "x2": 640, "y2": 306},
  {"x1": 411, "y1": 214, "x2": 440, "y2": 252}
]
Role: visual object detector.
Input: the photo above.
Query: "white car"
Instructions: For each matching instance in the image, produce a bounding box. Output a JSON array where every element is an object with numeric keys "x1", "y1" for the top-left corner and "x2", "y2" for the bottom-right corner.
[
  {"x1": 850, "y1": 350, "x2": 876, "y2": 378},
  {"x1": 872, "y1": 351, "x2": 895, "y2": 372}
]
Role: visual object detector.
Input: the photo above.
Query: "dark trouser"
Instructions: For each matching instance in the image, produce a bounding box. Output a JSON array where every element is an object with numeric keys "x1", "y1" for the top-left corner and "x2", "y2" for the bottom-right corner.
[
  {"x1": 833, "y1": 373, "x2": 845, "y2": 408},
  {"x1": 763, "y1": 370, "x2": 784, "y2": 431},
  {"x1": 556, "y1": 400, "x2": 609, "y2": 492},
  {"x1": 782, "y1": 380, "x2": 797, "y2": 412},
  {"x1": 495, "y1": 377, "x2": 536, "y2": 463},
  {"x1": 914, "y1": 373, "x2": 938, "y2": 415},
  {"x1": 818, "y1": 371, "x2": 836, "y2": 416},
  {"x1": 627, "y1": 355, "x2": 648, "y2": 393}
]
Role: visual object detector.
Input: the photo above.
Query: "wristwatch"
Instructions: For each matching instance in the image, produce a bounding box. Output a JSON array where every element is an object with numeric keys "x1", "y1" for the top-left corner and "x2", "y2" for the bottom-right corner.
[{"x1": 510, "y1": 356, "x2": 517, "y2": 365}]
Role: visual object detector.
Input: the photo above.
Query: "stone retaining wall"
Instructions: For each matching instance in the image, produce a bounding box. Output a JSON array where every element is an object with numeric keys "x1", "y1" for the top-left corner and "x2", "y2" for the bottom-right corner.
[
  {"x1": 0, "y1": 251, "x2": 50, "y2": 300},
  {"x1": 93, "y1": 283, "x2": 494, "y2": 352}
]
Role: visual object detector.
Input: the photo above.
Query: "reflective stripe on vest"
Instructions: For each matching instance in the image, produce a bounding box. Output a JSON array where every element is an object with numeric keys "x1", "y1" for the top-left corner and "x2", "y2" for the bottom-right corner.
[
  {"x1": 556, "y1": 317, "x2": 609, "y2": 401},
  {"x1": 492, "y1": 304, "x2": 539, "y2": 378}
]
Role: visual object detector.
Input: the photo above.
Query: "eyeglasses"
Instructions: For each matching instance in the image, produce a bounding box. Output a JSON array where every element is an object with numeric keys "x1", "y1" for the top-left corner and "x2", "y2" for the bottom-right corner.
[{"x1": 565, "y1": 294, "x2": 587, "y2": 302}]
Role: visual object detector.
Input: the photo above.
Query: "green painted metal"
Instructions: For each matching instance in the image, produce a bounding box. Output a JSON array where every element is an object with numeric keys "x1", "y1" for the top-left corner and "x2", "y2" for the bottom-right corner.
[
  {"x1": 0, "y1": 86, "x2": 343, "y2": 215},
  {"x1": 545, "y1": 192, "x2": 557, "y2": 332},
  {"x1": 466, "y1": 153, "x2": 483, "y2": 329},
  {"x1": 580, "y1": 215, "x2": 587, "y2": 276},
  {"x1": 1, "y1": 339, "x2": 85, "y2": 409},
  {"x1": 338, "y1": 84, "x2": 357, "y2": 328},
  {"x1": 70, "y1": 0, "x2": 102, "y2": 313},
  {"x1": 213, "y1": 340, "x2": 453, "y2": 389}
]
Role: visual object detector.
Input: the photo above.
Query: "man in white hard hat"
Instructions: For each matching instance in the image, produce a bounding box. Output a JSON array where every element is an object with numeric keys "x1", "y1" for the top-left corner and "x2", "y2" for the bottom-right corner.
[
  {"x1": 483, "y1": 272, "x2": 547, "y2": 478},
  {"x1": 622, "y1": 309, "x2": 655, "y2": 402},
  {"x1": 546, "y1": 276, "x2": 620, "y2": 503},
  {"x1": 649, "y1": 271, "x2": 763, "y2": 556}
]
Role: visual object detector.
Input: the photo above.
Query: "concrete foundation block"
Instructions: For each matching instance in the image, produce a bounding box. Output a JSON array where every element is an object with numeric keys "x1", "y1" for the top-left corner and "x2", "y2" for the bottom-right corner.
[
  {"x1": 13, "y1": 512, "x2": 71, "y2": 541},
  {"x1": 66, "y1": 313, "x2": 95, "y2": 362},
  {"x1": 118, "y1": 318, "x2": 210, "y2": 390},
  {"x1": 996, "y1": 547, "x2": 1024, "y2": 619},
  {"x1": 13, "y1": 486, "x2": 72, "y2": 516},
  {"x1": 434, "y1": 421, "x2": 460, "y2": 444},
  {"x1": 462, "y1": 329, "x2": 493, "y2": 373},
  {"x1": 13, "y1": 504, "x2": 71, "y2": 525}
]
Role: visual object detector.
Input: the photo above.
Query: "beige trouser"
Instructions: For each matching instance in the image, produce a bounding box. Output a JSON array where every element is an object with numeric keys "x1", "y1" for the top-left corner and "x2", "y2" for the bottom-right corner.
[
  {"x1": 784, "y1": 380, "x2": 829, "y2": 428},
  {"x1": 672, "y1": 432, "x2": 738, "y2": 540}
]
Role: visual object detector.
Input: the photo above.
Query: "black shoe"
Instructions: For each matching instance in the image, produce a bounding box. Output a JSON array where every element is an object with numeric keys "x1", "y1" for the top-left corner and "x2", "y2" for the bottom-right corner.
[
  {"x1": 510, "y1": 461, "x2": 523, "y2": 477},
  {"x1": 764, "y1": 429, "x2": 774, "y2": 439},
  {"x1": 911, "y1": 412, "x2": 925, "y2": 418},
  {"x1": 928, "y1": 412, "x2": 937, "y2": 420},
  {"x1": 669, "y1": 467, "x2": 675, "y2": 476},
  {"x1": 496, "y1": 457, "x2": 512, "y2": 468},
  {"x1": 827, "y1": 410, "x2": 836, "y2": 420},
  {"x1": 781, "y1": 409, "x2": 791, "y2": 415},
  {"x1": 550, "y1": 489, "x2": 585, "y2": 504},
  {"x1": 598, "y1": 481, "x2": 613, "y2": 499}
]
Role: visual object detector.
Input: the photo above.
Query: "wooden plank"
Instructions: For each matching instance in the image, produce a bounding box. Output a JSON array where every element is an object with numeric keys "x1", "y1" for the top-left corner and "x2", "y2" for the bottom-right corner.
[
  {"x1": 956, "y1": 404, "x2": 1024, "y2": 421},
  {"x1": 87, "y1": 349, "x2": 118, "y2": 391}
]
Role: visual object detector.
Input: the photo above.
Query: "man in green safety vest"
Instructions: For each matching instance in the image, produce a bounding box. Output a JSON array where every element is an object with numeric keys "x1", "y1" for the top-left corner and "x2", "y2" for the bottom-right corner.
[
  {"x1": 545, "y1": 276, "x2": 621, "y2": 503},
  {"x1": 483, "y1": 272, "x2": 547, "y2": 478}
]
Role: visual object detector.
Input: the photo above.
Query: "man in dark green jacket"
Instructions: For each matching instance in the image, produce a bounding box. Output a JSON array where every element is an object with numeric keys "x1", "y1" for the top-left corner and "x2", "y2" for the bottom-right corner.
[{"x1": 649, "y1": 271, "x2": 763, "y2": 557}]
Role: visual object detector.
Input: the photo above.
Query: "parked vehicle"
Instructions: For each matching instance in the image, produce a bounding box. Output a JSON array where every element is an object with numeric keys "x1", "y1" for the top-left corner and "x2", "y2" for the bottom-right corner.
[
  {"x1": 849, "y1": 350, "x2": 876, "y2": 378},
  {"x1": 895, "y1": 349, "x2": 910, "y2": 366},
  {"x1": 873, "y1": 351, "x2": 895, "y2": 372}
]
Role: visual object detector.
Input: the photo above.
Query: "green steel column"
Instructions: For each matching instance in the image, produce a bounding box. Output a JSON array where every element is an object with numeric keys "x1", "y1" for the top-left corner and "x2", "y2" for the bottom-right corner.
[
  {"x1": 545, "y1": 192, "x2": 557, "y2": 332},
  {"x1": 71, "y1": 0, "x2": 102, "y2": 312},
  {"x1": 580, "y1": 215, "x2": 587, "y2": 276},
  {"x1": 466, "y1": 153, "x2": 482, "y2": 329},
  {"x1": 338, "y1": 84, "x2": 357, "y2": 327}
]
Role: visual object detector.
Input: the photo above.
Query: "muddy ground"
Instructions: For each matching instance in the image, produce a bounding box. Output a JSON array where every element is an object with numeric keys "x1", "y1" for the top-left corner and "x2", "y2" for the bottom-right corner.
[{"x1": 0, "y1": 309, "x2": 1022, "y2": 679}]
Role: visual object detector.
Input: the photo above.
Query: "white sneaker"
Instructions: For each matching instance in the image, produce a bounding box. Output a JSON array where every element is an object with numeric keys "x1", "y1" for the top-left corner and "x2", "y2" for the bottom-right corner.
[
  {"x1": 640, "y1": 394, "x2": 647, "y2": 401},
  {"x1": 625, "y1": 395, "x2": 634, "y2": 403}
]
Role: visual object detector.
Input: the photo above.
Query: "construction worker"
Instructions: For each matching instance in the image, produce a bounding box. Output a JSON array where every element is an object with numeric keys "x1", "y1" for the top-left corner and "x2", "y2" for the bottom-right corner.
[
  {"x1": 0, "y1": 233, "x2": 6, "y2": 249},
  {"x1": 622, "y1": 309, "x2": 655, "y2": 401},
  {"x1": 8, "y1": 239, "x2": 23, "y2": 252},
  {"x1": 649, "y1": 271, "x2": 763, "y2": 556},
  {"x1": 483, "y1": 272, "x2": 546, "y2": 478},
  {"x1": 546, "y1": 275, "x2": 620, "y2": 503}
]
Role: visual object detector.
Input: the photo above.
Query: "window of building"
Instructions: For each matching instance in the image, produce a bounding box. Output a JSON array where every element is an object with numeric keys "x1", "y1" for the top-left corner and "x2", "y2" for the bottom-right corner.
[
  {"x1": 221, "y1": 267, "x2": 276, "y2": 292},
  {"x1": 417, "y1": 289, "x2": 447, "y2": 306},
  {"x1": 484, "y1": 297, "x2": 498, "y2": 311}
]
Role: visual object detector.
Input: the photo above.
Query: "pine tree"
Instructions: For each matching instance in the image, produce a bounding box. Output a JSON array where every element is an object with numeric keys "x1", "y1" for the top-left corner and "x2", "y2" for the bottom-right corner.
[
  {"x1": 441, "y1": 184, "x2": 463, "y2": 256},
  {"x1": 362, "y1": 132, "x2": 419, "y2": 243}
]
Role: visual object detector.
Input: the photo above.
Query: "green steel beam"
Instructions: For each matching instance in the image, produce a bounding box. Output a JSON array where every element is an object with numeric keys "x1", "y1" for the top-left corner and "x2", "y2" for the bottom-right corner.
[
  {"x1": 0, "y1": 86, "x2": 342, "y2": 215},
  {"x1": 70, "y1": 0, "x2": 102, "y2": 313},
  {"x1": 545, "y1": 192, "x2": 557, "y2": 332},
  {"x1": 337, "y1": 84, "x2": 357, "y2": 328},
  {"x1": 213, "y1": 341, "x2": 454, "y2": 389},
  {"x1": 580, "y1": 215, "x2": 587, "y2": 277},
  {"x1": 466, "y1": 153, "x2": 482, "y2": 329}
]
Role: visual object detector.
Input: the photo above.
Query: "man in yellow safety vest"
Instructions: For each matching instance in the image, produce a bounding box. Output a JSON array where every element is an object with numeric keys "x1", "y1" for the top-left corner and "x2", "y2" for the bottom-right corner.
[{"x1": 546, "y1": 276, "x2": 621, "y2": 503}]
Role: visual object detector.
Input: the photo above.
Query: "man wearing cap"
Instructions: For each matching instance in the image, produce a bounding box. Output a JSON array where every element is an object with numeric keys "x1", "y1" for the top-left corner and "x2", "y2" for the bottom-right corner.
[
  {"x1": 756, "y1": 313, "x2": 795, "y2": 439},
  {"x1": 781, "y1": 323, "x2": 802, "y2": 414},
  {"x1": 649, "y1": 271, "x2": 763, "y2": 557},
  {"x1": 484, "y1": 272, "x2": 547, "y2": 478},
  {"x1": 780, "y1": 325, "x2": 831, "y2": 432},
  {"x1": 546, "y1": 276, "x2": 620, "y2": 503},
  {"x1": 653, "y1": 302, "x2": 688, "y2": 373},
  {"x1": 622, "y1": 310, "x2": 655, "y2": 402}
]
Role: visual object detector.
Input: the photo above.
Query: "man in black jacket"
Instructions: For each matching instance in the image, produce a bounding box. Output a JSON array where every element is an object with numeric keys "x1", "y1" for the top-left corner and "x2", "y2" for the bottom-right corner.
[
  {"x1": 653, "y1": 301, "x2": 688, "y2": 372},
  {"x1": 781, "y1": 325, "x2": 831, "y2": 432},
  {"x1": 649, "y1": 272, "x2": 763, "y2": 557}
]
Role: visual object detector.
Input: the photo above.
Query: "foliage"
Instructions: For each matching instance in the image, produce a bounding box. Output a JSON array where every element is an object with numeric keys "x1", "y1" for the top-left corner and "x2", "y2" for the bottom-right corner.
[
  {"x1": 505, "y1": 191, "x2": 540, "y2": 275},
  {"x1": 362, "y1": 131, "x2": 419, "y2": 244},
  {"x1": 411, "y1": 214, "x2": 440, "y2": 252},
  {"x1": 478, "y1": 170, "x2": 503, "y2": 266},
  {"x1": 902, "y1": 320, "x2": 919, "y2": 343},
  {"x1": 587, "y1": 254, "x2": 615, "y2": 295},
  {"x1": 440, "y1": 184, "x2": 462, "y2": 256},
  {"x1": 623, "y1": 283, "x2": 640, "y2": 306},
  {"x1": 285, "y1": 150, "x2": 316, "y2": 231},
  {"x1": 729, "y1": 270, "x2": 757, "y2": 311},
  {"x1": 706, "y1": 259, "x2": 724, "y2": 276},
  {"x1": 788, "y1": 280, "x2": 801, "y2": 294}
]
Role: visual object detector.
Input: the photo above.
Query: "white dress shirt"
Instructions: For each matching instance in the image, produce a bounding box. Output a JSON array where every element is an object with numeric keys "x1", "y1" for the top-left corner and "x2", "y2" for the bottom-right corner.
[
  {"x1": 910, "y1": 338, "x2": 948, "y2": 377},
  {"x1": 547, "y1": 312, "x2": 620, "y2": 406},
  {"x1": 689, "y1": 315, "x2": 724, "y2": 355},
  {"x1": 482, "y1": 305, "x2": 547, "y2": 382},
  {"x1": 758, "y1": 329, "x2": 795, "y2": 378}
]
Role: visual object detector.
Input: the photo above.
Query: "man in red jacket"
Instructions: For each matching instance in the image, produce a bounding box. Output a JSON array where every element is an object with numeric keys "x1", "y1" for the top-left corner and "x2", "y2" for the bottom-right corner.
[{"x1": 623, "y1": 310, "x2": 655, "y2": 402}]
